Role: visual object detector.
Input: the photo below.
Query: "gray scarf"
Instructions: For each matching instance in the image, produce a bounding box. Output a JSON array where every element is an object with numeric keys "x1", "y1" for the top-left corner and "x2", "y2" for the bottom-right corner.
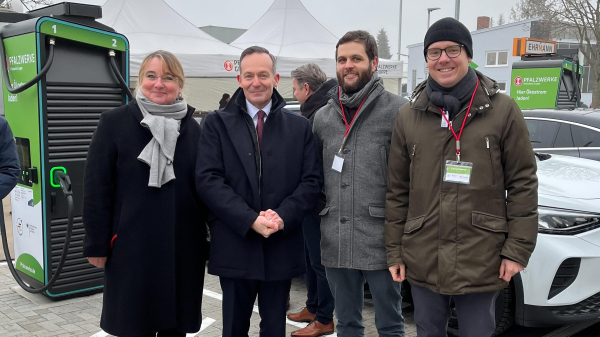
[
  {"x1": 136, "y1": 88, "x2": 188, "y2": 188},
  {"x1": 339, "y1": 72, "x2": 381, "y2": 108},
  {"x1": 426, "y1": 67, "x2": 477, "y2": 120}
]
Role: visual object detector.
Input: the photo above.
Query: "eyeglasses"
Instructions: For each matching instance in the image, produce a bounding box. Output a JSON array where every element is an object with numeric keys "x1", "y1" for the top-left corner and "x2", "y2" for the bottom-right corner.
[
  {"x1": 424, "y1": 45, "x2": 463, "y2": 61},
  {"x1": 144, "y1": 73, "x2": 176, "y2": 83}
]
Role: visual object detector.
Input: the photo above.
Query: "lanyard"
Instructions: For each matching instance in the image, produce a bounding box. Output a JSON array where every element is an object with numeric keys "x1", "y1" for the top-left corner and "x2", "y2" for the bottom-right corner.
[
  {"x1": 338, "y1": 87, "x2": 369, "y2": 153},
  {"x1": 439, "y1": 78, "x2": 479, "y2": 162}
]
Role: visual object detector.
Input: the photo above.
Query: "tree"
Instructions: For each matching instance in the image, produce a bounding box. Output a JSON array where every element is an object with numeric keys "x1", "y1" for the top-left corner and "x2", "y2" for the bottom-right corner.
[
  {"x1": 497, "y1": 13, "x2": 506, "y2": 26},
  {"x1": 509, "y1": 0, "x2": 549, "y2": 22},
  {"x1": 510, "y1": 0, "x2": 563, "y2": 39},
  {"x1": 553, "y1": 0, "x2": 600, "y2": 108},
  {"x1": 376, "y1": 28, "x2": 392, "y2": 60},
  {"x1": 0, "y1": 0, "x2": 53, "y2": 11}
]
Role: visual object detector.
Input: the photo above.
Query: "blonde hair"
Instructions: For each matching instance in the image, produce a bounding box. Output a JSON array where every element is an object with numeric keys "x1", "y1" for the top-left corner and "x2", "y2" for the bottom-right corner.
[{"x1": 136, "y1": 50, "x2": 185, "y2": 96}]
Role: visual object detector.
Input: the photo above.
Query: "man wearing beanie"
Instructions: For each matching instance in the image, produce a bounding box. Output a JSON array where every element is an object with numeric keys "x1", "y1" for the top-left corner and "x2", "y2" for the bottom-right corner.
[
  {"x1": 313, "y1": 30, "x2": 407, "y2": 336},
  {"x1": 385, "y1": 17, "x2": 538, "y2": 337}
]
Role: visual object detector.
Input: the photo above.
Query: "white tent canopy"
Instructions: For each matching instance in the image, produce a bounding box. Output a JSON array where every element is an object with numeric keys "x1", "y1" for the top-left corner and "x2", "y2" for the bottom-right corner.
[
  {"x1": 100, "y1": 0, "x2": 242, "y2": 77},
  {"x1": 230, "y1": 0, "x2": 403, "y2": 79}
]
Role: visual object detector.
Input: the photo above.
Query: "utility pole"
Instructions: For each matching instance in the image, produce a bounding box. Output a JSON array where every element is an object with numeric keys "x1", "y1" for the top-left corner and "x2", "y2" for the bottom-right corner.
[
  {"x1": 398, "y1": 0, "x2": 403, "y2": 95},
  {"x1": 427, "y1": 7, "x2": 441, "y2": 29},
  {"x1": 455, "y1": 0, "x2": 460, "y2": 20}
]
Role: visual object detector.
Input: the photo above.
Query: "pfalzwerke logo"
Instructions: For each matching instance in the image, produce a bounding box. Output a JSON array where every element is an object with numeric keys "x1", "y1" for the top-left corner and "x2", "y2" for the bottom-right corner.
[
  {"x1": 17, "y1": 218, "x2": 23, "y2": 236},
  {"x1": 514, "y1": 77, "x2": 523, "y2": 86},
  {"x1": 224, "y1": 60, "x2": 233, "y2": 72}
]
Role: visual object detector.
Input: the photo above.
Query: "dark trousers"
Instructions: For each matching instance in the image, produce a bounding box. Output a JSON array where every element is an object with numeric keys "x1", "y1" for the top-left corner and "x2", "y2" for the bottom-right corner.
[
  {"x1": 411, "y1": 283, "x2": 499, "y2": 337},
  {"x1": 220, "y1": 277, "x2": 292, "y2": 337},
  {"x1": 131, "y1": 330, "x2": 184, "y2": 337},
  {"x1": 303, "y1": 211, "x2": 335, "y2": 325},
  {"x1": 325, "y1": 267, "x2": 405, "y2": 337}
]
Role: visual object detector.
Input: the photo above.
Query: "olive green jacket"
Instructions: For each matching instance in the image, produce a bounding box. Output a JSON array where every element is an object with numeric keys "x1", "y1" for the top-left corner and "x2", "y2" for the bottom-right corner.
[{"x1": 385, "y1": 71, "x2": 538, "y2": 295}]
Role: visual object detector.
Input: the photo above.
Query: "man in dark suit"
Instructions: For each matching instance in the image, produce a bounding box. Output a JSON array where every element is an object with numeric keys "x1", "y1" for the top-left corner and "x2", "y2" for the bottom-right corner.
[{"x1": 195, "y1": 46, "x2": 323, "y2": 337}]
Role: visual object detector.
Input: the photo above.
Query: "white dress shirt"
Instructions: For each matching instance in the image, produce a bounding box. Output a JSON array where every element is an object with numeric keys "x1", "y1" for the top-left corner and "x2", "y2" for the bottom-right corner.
[{"x1": 245, "y1": 99, "x2": 272, "y2": 128}]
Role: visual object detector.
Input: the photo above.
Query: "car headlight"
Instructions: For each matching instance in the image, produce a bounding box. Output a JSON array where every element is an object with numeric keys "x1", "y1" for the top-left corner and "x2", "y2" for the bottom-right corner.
[{"x1": 538, "y1": 207, "x2": 600, "y2": 235}]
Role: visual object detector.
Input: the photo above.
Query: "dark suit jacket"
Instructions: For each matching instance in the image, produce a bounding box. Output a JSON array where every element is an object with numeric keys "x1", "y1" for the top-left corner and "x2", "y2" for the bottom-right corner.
[{"x1": 196, "y1": 87, "x2": 322, "y2": 281}]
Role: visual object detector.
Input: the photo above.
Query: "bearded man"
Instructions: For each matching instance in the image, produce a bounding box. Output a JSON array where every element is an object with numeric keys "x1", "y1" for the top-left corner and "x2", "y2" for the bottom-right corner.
[{"x1": 312, "y1": 30, "x2": 408, "y2": 337}]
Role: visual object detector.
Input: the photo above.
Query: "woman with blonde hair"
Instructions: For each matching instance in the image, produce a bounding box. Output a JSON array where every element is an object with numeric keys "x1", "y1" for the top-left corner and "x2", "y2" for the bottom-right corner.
[{"x1": 83, "y1": 50, "x2": 208, "y2": 337}]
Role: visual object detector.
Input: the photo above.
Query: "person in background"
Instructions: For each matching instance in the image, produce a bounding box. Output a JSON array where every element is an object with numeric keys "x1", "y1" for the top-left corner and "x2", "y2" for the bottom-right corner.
[
  {"x1": 83, "y1": 50, "x2": 208, "y2": 337},
  {"x1": 219, "y1": 93, "x2": 231, "y2": 109},
  {"x1": 312, "y1": 30, "x2": 407, "y2": 337},
  {"x1": 196, "y1": 46, "x2": 322, "y2": 337},
  {"x1": 287, "y1": 63, "x2": 337, "y2": 337},
  {"x1": 385, "y1": 18, "x2": 538, "y2": 337}
]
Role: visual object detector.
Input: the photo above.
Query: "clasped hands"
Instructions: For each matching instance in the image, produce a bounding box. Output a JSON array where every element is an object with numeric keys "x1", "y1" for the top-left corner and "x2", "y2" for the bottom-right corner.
[{"x1": 251, "y1": 209, "x2": 284, "y2": 238}]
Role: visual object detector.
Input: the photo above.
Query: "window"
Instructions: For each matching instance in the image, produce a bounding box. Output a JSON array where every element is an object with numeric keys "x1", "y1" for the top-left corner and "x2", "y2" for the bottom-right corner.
[
  {"x1": 486, "y1": 51, "x2": 509, "y2": 67},
  {"x1": 525, "y1": 119, "x2": 560, "y2": 148},
  {"x1": 554, "y1": 123, "x2": 574, "y2": 147},
  {"x1": 497, "y1": 82, "x2": 507, "y2": 92},
  {"x1": 572, "y1": 125, "x2": 600, "y2": 147}
]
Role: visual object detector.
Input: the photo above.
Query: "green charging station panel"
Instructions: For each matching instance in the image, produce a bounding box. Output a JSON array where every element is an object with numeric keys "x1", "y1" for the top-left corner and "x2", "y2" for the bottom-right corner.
[
  {"x1": 3, "y1": 10, "x2": 129, "y2": 298},
  {"x1": 510, "y1": 59, "x2": 583, "y2": 110}
]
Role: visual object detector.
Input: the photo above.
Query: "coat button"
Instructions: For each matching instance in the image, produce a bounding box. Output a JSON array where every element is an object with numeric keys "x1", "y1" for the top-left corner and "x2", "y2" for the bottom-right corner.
[
  {"x1": 340, "y1": 218, "x2": 347, "y2": 224},
  {"x1": 485, "y1": 104, "x2": 490, "y2": 108},
  {"x1": 341, "y1": 183, "x2": 348, "y2": 189},
  {"x1": 479, "y1": 106, "x2": 484, "y2": 110},
  {"x1": 343, "y1": 148, "x2": 350, "y2": 154}
]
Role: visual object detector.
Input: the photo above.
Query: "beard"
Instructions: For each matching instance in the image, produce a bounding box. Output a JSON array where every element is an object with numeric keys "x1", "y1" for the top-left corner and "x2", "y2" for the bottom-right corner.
[{"x1": 337, "y1": 65, "x2": 374, "y2": 95}]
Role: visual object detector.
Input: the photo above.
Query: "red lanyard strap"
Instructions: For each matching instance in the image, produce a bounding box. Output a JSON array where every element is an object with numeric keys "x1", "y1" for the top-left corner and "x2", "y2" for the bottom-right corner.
[
  {"x1": 439, "y1": 78, "x2": 479, "y2": 156},
  {"x1": 339, "y1": 87, "x2": 369, "y2": 138}
]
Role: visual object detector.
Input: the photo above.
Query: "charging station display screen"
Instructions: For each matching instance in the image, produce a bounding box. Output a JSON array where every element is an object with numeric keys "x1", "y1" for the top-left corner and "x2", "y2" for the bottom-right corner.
[
  {"x1": 16, "y1": 137, "x2": 30, "y2": 167},
  {"x1": 15, "y1": 137, "x2": 31, "y2": 186}
]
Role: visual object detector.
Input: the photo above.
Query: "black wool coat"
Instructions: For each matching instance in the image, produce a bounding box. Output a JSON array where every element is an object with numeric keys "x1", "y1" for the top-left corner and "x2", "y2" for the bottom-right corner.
[
  {"x1": 196, "y1": 88, "x2": 323, "y2": 281},
  {"x1": 82, "y1": 102, "x2": 208, "y2": 336}
]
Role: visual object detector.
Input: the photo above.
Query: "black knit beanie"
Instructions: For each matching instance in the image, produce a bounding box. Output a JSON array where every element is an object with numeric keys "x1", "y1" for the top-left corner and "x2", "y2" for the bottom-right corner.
[{"x1": 424, "y1": 17, "x2": 473, "y2": 60}]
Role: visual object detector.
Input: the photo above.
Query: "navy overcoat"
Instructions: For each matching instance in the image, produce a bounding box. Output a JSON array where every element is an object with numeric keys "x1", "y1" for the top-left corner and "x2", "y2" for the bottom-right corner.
[{"x1": 196, "y1": 88, "x2": 322, "y2": 281}]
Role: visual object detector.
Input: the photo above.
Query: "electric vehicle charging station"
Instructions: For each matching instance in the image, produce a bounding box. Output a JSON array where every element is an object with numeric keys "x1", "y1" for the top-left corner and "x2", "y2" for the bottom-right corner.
[
  {"x1": 510, "y1": 54, "x2": 584, "y2": 110},
  {"x1": 0, "y1": 2, "x2": 130, "y2": 299}
]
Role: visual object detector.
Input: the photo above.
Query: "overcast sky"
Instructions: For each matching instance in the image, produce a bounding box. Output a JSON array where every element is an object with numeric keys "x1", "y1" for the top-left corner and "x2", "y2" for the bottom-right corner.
[{"x1": 54, "y1": 0, "x2": 522, "y2": 60}]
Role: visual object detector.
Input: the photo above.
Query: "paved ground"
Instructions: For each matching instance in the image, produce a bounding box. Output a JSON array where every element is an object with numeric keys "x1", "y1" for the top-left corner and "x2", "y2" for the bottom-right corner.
[
  {"x1": 0, "y1": 263, "x2": 416, "y2": 337},
  {"x1": 0, "y1": 194, "x2": 417, "y2": 337},
  {"x1": 1, "y1": 196, "x2": 13, "y2": 262}
]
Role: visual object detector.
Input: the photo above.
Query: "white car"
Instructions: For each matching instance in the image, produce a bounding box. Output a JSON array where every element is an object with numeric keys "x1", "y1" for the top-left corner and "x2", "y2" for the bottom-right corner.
[
  {"x1": 511, "y1": 153, "x2": 600, "y2": 329},
  {"x1": 446, "y1": 153, "x2": 600, "y2": 336}
]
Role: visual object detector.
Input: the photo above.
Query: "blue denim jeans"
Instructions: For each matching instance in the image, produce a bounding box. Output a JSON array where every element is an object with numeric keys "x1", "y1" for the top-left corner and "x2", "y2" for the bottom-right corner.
[{"x1": 325, "y1": 267, "x2": 405, "y2": 337}]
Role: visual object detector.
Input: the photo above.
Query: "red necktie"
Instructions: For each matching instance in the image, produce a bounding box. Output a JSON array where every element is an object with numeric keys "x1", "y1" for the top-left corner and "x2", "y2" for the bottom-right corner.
[{"x1": 257, "y1": 110, "x2": 265, "y2": 152}]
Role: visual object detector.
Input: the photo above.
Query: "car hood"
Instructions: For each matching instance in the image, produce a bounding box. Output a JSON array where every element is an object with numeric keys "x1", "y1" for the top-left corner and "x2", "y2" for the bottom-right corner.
[{"x1": 537, "y1": 154, "x2": 600, "y2": 204}]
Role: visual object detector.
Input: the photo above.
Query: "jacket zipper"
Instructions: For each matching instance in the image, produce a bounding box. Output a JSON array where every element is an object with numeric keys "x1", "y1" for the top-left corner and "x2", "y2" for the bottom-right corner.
[
  {"x1": 486, "y1": 137, "x2": 495, "y2": 185},
  {"x1": 411, "y1": 144, "x2": 416, "y2": 190}
]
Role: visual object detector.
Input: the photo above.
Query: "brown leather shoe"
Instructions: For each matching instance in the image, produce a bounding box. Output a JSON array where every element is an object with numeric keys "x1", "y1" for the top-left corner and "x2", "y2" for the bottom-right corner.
[
  {"x1": 287, "y1": 307, "x2": 316, "y2": 323},
  {"x1": 291, "y1": 320, "x2": 335, "y2": 337}
]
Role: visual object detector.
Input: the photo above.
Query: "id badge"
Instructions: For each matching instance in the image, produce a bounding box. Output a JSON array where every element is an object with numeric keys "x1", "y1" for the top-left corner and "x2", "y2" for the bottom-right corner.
[
  {"x1": 444, "y1": 160, "x2": 473, "y2": 184},
  {"x1": 332, "y1": 154, "x2": 344, "y2": 172},
  {"x1": 441, "y1": 111, "x2": 449, "y2": 128}
]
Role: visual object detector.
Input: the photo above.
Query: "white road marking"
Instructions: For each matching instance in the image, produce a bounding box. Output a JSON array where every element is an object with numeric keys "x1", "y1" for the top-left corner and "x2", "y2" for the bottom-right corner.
[
  {"x1": 90, "y1": 331, "x2": 108, "y2": 337},
  {"x1": 202, "y1": 288, "x2": 223, "y2": 300},
  {"x1": 199, "y1": 317, "x2": 216, "y2": 332},
  {"x1": 0, "y1": 262, "x2": 7, "y2": 267},
  {"x1": 203, "y1": 288, "x2": 337, "y2": 336}
]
